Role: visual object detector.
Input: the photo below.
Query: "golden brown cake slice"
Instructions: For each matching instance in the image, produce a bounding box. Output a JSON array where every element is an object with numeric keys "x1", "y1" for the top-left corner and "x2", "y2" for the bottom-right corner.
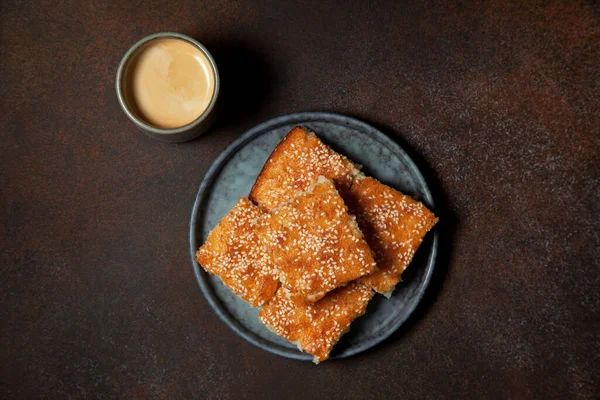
[
  {"x1": 249, "y1": 126, "x2": 360, "y2": 212},
  {"x1": 255, "y1": 176, "x2": 376, "y2": 304},
  {"x1": 196, "y1": 197, "x2": 279, "y2": 307},
  {"x1": 346, "y1": 176, "x2": 438, "y2": 296},
  {"x1": 259, "y1": 281, "x2": 374, "y2": 363}
]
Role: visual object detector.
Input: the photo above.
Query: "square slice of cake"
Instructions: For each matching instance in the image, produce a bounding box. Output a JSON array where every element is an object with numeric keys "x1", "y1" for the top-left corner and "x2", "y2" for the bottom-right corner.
[
  {"x1": 255, "y1": 176, "x2": 376, "y2": 304},
  {"x1": 259, "y1": 281, "x2": 374, "y2": 363},
  {"x1": 249, "y1": 126, "x2": 360, "y2": 212},
  {"x1": 196, "y1": 197, "x2": 279, "y2": 307},
  {"x1": 346, "y1": 176, "x2": 438, "y2": 296}
]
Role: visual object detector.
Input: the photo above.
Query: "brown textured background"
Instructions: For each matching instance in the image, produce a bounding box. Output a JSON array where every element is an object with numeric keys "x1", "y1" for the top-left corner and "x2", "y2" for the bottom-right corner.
[{"x1": 1, "y1": 0, "x2": 599, "y2": 399}]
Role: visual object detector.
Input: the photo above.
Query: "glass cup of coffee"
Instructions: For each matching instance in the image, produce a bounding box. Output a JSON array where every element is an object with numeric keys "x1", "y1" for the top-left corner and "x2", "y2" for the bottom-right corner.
[{"x1": 116, "y1": 32, "x2": 220, "y2": 142}]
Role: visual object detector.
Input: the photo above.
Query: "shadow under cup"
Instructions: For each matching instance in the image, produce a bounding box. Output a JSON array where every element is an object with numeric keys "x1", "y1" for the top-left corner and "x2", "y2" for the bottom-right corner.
[{"x1": 116, "y1": 32, "x2": 220, "y2": 143}]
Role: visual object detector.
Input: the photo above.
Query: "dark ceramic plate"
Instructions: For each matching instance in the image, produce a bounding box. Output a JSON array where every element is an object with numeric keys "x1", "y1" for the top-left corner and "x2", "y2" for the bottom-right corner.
[{"x1": 189, "y1": 112, "x2": 438, "y2": 361}]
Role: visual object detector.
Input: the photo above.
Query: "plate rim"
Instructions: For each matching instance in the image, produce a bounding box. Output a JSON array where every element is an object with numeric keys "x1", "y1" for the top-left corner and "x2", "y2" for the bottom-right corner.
[{"x1": 189, "y1": 112, "x2": 439, "y2": 361}]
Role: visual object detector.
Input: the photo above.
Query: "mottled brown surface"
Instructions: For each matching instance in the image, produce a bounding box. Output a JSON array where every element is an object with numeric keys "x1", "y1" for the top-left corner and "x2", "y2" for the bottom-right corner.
[{"x1": 1, "y1": 0, "x2": 598, "y2": 399}]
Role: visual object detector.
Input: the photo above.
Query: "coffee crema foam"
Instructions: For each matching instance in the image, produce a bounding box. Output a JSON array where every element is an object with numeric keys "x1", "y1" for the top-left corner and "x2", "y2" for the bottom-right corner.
[{"x1": 124, "y1": 38, "x2": 215, "y2": 129}]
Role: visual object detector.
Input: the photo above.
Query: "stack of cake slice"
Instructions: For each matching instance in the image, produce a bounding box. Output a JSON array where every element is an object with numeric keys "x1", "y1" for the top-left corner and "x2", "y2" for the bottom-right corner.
[{"x1": 196, "y1": 126, "x2": 438, "y2": 363}]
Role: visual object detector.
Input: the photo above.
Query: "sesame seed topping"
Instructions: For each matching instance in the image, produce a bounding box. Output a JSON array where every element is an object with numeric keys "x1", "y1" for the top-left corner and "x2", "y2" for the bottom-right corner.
[
  {"x1": 196, "y1": 198, "x2": 278, "y2": 308},
  {"x1": 259, "y1": 282, "x2": 374, "y2": 362},
  {"x1": 255, "y1": 177, "x2": 376, "y2": 304}
]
